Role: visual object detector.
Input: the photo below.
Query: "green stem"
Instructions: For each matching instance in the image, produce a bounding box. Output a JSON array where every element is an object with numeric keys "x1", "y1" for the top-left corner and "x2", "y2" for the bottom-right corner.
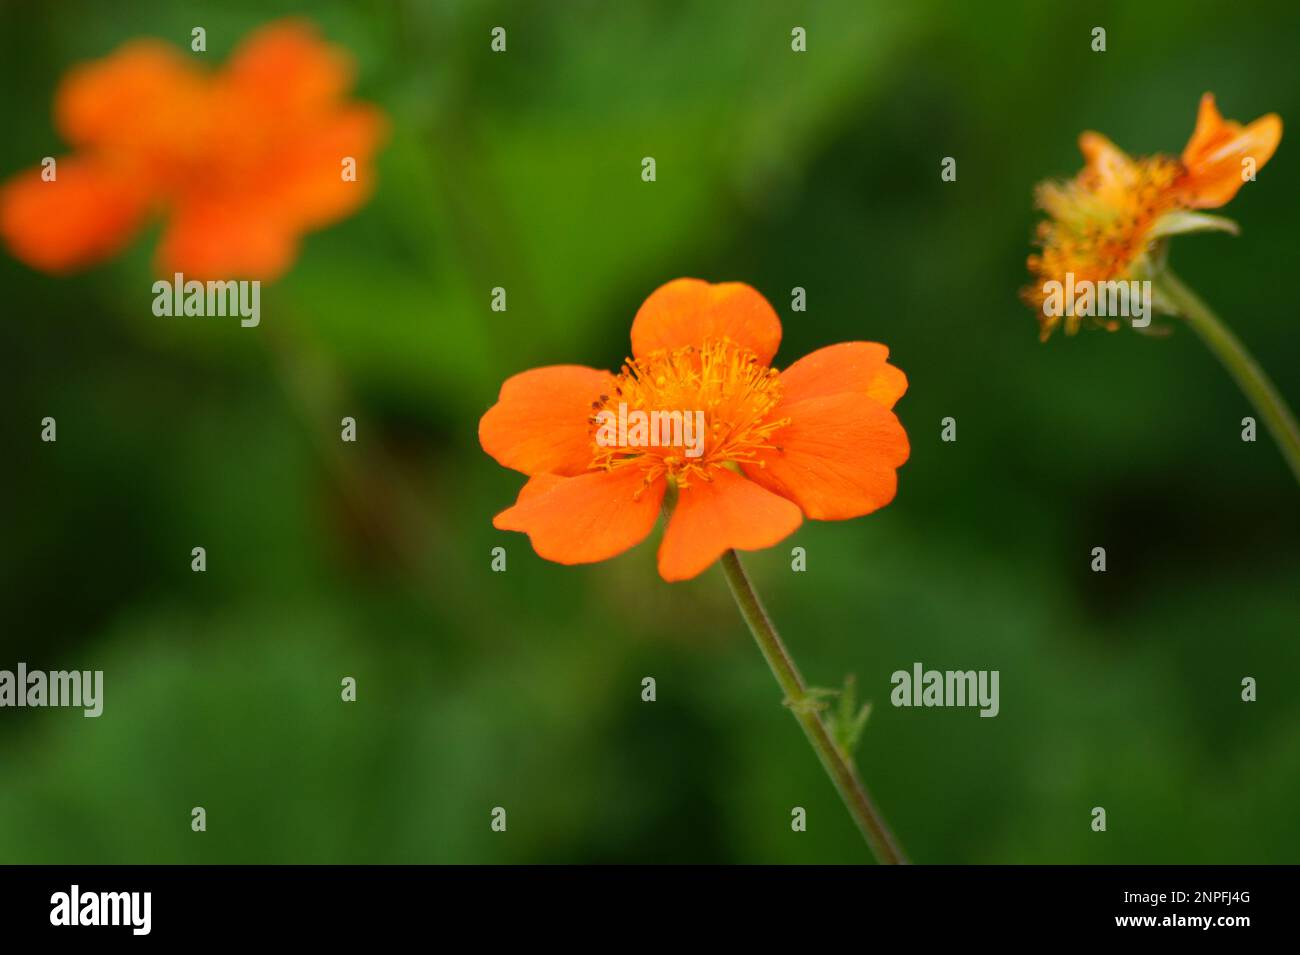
[
  {"x1": 1157, "y1": 269, "x2": 1300, "y2": 484},
  {"x1": 719, "y1": 549, "x2": 908, "y2": 864}
]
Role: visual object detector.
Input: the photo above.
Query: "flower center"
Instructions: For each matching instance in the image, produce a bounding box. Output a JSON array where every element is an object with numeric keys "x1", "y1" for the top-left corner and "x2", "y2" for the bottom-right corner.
[
  {"x1": 1025, "y1": 155, "x2": 1185, "y2": 336},
  {"x1": 589, "y1": 338, "x2": 788, "y2": 491}
]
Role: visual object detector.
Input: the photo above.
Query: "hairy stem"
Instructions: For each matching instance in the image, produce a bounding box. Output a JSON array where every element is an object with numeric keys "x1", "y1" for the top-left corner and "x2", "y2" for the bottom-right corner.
[
  {"x1": 720, "y1": 549, "x2": 908, "y2": 864},
  {"x1": 1158, "y1": 269, "x2": 1300, "y2": 484}
]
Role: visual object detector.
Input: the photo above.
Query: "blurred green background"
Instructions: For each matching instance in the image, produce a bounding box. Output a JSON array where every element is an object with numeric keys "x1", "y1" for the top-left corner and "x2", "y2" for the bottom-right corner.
[{"x1": 1, "y1": 0, "x2": 1297, "y2": 864}]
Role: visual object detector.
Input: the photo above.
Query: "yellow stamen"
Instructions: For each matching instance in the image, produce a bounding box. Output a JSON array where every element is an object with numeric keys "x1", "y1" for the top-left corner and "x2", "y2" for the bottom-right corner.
[
  {"x1": 589, "y1": 338, "x2": 789, "y2": 488},
  {"x1": 1025, "y1": 153, "x2": 1184, "y2": 338}
]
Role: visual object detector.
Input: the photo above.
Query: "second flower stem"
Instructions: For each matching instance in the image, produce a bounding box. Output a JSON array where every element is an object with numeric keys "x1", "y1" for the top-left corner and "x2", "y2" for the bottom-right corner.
[
  {"x1": 720, "y1": 549, "x2": 908, "y2": 864},
  {"x1": 1158, "y1": 269, "x2": 1300, "y2": 485}
]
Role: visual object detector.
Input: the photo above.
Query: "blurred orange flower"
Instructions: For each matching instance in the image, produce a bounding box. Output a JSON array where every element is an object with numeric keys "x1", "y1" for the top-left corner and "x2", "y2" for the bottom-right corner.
[
  {"x1": 480, "y1": 279, "x2": 910, "y2": 581},
  {"x1": 1025, "y1": 93, "x2": 1281, "y2": 338},
  {"x1": 0, "y1": 19, "x2": 386, "y2": 280}
]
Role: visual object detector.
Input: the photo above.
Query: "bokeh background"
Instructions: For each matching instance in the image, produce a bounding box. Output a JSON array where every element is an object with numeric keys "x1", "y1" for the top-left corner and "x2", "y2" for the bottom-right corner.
[{"x1": 1, "y1": 0, "x2": 1297, "y2": 864}]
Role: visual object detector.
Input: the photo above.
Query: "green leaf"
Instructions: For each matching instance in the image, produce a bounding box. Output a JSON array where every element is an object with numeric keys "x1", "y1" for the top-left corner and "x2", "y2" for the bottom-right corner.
[
  {"x1": 823, "y1": 674, "x2": 873, "y2": 757},
  {"x1": 1149, "y1": 210, "x2": 1240, "y2": 240}
]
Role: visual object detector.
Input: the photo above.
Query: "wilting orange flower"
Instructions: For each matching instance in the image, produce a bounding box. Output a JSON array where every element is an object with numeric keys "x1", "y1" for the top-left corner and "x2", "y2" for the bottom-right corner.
[
  {"x1": 1025, "y1": 93, "x2": 1281, "y2": 338},
  {"x1": 480, "y1": 279, "x2": 910, "y2": 582},
  {"x1": 0, "y1": 19, "x2": 386, "y2": 280}
]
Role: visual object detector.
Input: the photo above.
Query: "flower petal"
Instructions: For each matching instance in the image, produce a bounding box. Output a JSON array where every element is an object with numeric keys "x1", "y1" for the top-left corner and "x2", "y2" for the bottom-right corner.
[
  {"x1": 479, "y1": 365, "x2": 615, "y2": 477},
  {"x1": 268, "y1": 106, "x2": 388, "y2": 231},
  {"x1": 55, "y1": 40, "x2": 207, "y2": 157},
  {"x1": 743, "y1": 392, "x2": 909, "y2": 520},
  {"x1": 217, "y1": 21, "x2": 388, "y2": 234},
  {"x1": 1078, "y1": 131, "x2": 1136, "y2": 186},
  {"x1": 222, "y1": 19, "x2": 355, "y2": 116},
  {"x1": 0, "y1": 157, "x2": 149, "y2": 273},
  {"x1": 657, "y1": 468, "x2": 802, "y2": 582},
  {"x1": 778, "y1": 342, "x2": 907, "y2": 409},
  {"x1": 156, "y1": 196, "x2": 299, "y2": 280},
  {"x1": 494, "y1": 467, "x2": 664, "y2": 566},
  {"x1": 630, "y1": 278, "x2": 782, "y2": 364},
  {"x1": 1180, "y1": 93, "x2": 1282, "y2": 209},
  {"x1": 1183, "y1": 92, "x2": 1229, "y2": 160},
  {"x1": 511, "y1": 473, "x2": 566, "y2": 503}
]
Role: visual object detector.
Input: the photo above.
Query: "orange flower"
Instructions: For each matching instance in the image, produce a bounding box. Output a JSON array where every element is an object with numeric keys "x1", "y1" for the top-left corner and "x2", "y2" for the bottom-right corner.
[
  {"x1": 480, "y1": 279, "x2": 910, "y2": 582},
  {"x1": 0, "y1": 19, "x2": 386, "y2": 280},
  {"x1": 1025, "y1": 93, "x2": 1281, "y2": 338}
]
